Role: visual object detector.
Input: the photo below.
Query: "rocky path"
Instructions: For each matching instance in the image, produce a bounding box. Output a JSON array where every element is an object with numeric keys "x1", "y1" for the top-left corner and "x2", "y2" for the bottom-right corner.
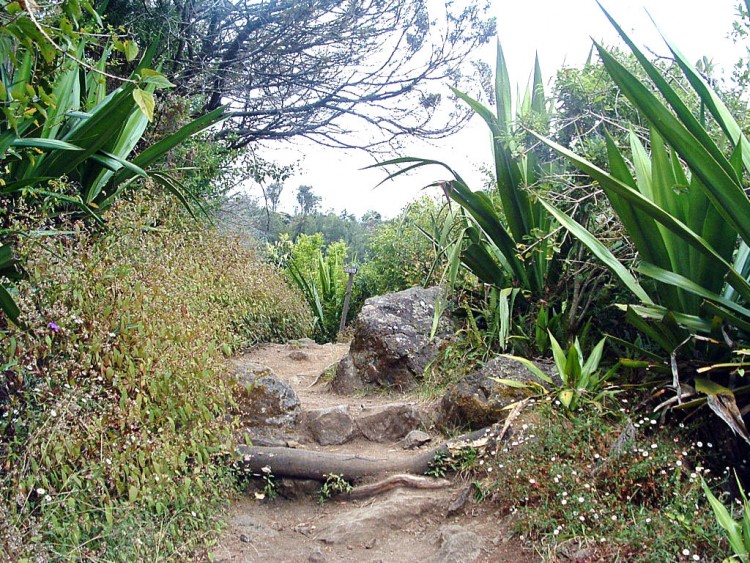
[{"x1": 211, "y1": 340, "x2": 539, "y2": 563}]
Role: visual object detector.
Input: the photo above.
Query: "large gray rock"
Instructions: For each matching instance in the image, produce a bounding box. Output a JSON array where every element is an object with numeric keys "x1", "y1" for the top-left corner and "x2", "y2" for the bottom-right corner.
[
  {"x1": 233, "y1": 363, "x2": 301, "y2": 429},
  {"x1": 332, "y1": 286, "x2": 453, "y2": 392},
  {"x1": 356, "y1": 403, "x2": 422, "y2": 442},
  {"x1": 440, "y1": 356, "x2": 552, "y2": 429},
  {"x1": 304, "y1": 405, "x2": 359, "y2": 445}
]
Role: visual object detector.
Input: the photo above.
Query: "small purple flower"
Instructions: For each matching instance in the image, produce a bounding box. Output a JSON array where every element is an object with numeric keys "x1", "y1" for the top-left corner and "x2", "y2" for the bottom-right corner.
[{"x1": 48, "y1": 322, "x2": 60, "y2": 333}]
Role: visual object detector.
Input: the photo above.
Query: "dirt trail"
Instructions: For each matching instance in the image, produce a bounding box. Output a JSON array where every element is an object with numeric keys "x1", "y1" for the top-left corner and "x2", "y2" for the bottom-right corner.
[{"x1": 212, "y1": 341, "x2": 539, "y2": 563}]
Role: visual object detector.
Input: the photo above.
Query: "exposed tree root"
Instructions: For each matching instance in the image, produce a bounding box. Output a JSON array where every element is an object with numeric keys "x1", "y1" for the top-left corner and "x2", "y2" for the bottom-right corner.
[
  {"x1": 236, "y1": 420, "x2": 517, "y2": 482},
  {"x1": 342, "y1": 474, "x2": 452, "y2": 499}
]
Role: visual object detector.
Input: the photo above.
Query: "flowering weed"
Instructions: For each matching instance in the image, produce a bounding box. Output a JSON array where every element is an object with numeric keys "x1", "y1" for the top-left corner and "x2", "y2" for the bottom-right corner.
[{"x1": 481, "y1": 402, "x2": 725, "y2": 561}]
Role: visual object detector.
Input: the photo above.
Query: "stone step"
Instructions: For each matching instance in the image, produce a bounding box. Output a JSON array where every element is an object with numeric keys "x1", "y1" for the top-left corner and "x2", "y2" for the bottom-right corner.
[{"x1": 302, "y1": 402, "x2": 427, "y2": 446}]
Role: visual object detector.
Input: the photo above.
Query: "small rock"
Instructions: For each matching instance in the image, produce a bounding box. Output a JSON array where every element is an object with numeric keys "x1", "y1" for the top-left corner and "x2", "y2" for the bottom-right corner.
[
  {"x1": 233, "y1": 365, "x2": 301, "y2": 428},
  {"x1": 403, "y1": 429, "x2": 432, "y2": 449},
  {"x1": 446, "y1": 484, "x2": 472, "y2": 517},
  {"x1": 239, "y1": 534, "x2": 250, "y2": 543},
  {"x1": 308, "y1": 546, "x2": 326, "y2": 562},
  {"x1": 230, "y1": 514, "x2": 278, "y2": 539},
  {"x1": 357, "y1": 403, "x2": 422, "y2": 442},
  {"x1": 420, "y1": 525, "x2": 482, "y2": 563},
  {"x1": 242, "y1": 429, "x2": 289, "y2": 447},
  {"x1": 289, "y1": 350, "x2": 310, "y2": 361},
  {"x1": 304, "y1": 406, "x2": 359, "y2": 445},
  {"x1": 294, "y1": 522, "x2": 316, "y2": 536}
]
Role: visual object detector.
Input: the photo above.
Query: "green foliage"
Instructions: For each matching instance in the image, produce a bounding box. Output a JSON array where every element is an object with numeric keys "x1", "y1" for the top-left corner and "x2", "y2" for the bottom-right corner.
[
  {"x1": 426, "y1": 447, "x2": 479, "y2": 478},
  {"x1": 257, "y1": 466, "x2": 279, "y2": 500},
  {"x1": 500, "y1": 333, "x2": 619, "y2": 413},
  {"x1": 539, "y1": 8, "x2": 750, "y2": 342},
  {"x1": 702, "y1": 474, "x2": 750, "y2": 559},
  {"x1": 530, "y1": 7, "x2": 750, "y2": 441},
  {"x1": 0, "y1": 4, "x2": 226, "y2": 325},
  {"x1": 270, "y1": 233, "x2": 349, "y2": 342},
  {"x1": 355, "y1": 196, "x2": 446, "y2": 298},
  {"x1": 0, "y1": 195, "x2": 311, "y2": 558},
  {"x1": 318, "y1": 473, "x2": 353, "y2": 503},
  {"x1": 378, "y1": 42, "x2": 563, "y2": 298},
  {"x1": 485, "y1": 404, "x2": 724, "y2": 561}
]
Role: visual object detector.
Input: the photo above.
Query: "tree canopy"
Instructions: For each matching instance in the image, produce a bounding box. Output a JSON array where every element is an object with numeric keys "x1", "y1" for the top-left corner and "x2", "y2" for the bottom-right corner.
[{"x1": 104, "y1": 0, "x2": 496, "y2": 150}]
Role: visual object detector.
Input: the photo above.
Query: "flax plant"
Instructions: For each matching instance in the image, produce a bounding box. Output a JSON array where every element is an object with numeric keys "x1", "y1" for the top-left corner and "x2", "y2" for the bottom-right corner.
[
  {"x1": 376, "y1": 43, "x2": 565, "y2": 350},
  {"x1": 0, "y1": 18, "x2": 225, "y2": 324},
  {"x1": 532, "y1": 4, "x2": 750, "y2": 436}
]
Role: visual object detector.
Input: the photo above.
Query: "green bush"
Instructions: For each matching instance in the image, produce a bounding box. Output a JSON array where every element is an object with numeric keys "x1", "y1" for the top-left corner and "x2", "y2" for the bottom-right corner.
[
  {"x1": 355, "y1": 196, "x2": 446, "y2": 298},
  {"x1": 0, "y1": 195, "x2": 311, "y2": 559},
  {"x1": 268, "y1": 233, "x2": 350, "y2": 342}
]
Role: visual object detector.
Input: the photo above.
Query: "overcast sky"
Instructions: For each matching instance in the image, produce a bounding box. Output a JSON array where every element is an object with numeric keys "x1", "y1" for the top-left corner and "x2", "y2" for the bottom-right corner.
[{"x1": 250, "y1": 0, "x2": 745, "y2": 219}]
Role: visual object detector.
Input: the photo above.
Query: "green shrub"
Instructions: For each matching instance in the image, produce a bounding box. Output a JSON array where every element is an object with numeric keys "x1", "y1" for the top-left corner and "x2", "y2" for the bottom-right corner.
[
  {"x1": 355, "y1": 196, "x2": 447, "y2": 298},
  {"x1": 269, "y1": 233, "x2": 349, "y2": 342},
  {"x1": 0, "y1": 195, "x2": 311, "y2": 559}
]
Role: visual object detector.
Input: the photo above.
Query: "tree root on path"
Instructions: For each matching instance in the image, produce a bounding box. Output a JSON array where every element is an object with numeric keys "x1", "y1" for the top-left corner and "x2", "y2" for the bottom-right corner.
[
  {"x1": 342, "y1": 474, "x2": 453, "y2": 499},
  {"x1": 235, "y1": 400, "x2": 526, "y2": 482}
]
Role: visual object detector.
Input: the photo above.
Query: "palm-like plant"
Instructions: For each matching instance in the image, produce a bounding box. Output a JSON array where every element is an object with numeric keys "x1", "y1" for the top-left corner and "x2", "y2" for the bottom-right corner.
[
  {"x1": 532, "y1": 4, "x2": 750, "y2": 437},
  {"x1": 499, "y1": 333, "x2": 617, "y2": 413},
  {"x1": 376, "y1": 43, "x2": 563, "y2": 329},
  {"x1": 288, "y1": 249, "x2": 345, "y2": 343},
  {"x1": 535, "y1": 6, "x2": 750, "y2": 342}
]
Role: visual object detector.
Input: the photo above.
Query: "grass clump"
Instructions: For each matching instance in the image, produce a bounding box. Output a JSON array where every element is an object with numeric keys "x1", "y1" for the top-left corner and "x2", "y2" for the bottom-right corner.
[
  {"x1": 0, "y1": 195, "x2": 312, "y2": 560},
  {"x1": 481, "y1": 401, "x2": 726, "y2": 561}
]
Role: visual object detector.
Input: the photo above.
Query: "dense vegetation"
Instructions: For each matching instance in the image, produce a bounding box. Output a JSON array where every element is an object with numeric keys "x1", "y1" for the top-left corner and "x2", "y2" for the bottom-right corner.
[{"x1": 3, "y1": 0, "x2": 750, "y2": 559}]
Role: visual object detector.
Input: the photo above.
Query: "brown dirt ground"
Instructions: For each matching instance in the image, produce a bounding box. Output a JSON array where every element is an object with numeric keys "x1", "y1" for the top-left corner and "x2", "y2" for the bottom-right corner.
[{"x1": 210, "y1": 341, "x2": 540, "y2": 563}]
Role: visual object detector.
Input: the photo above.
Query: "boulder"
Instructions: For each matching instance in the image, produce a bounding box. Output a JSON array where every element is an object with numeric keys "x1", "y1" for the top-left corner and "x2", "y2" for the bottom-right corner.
[
  {"x1": 440, "y1": 356, "x2": 551, "y2": 429},
  {"x1": 304, "y1": 405, "x2": 359, "y2": 446},
  {"x1": 332, "y1": 286, "x2": 453, "y2": 392},
  {"x1": 356, "y1": 403, "x2": 422, "y2": 442},
  {"x1": 233, "y1": 363, "x2": 301, "y2": 430}
]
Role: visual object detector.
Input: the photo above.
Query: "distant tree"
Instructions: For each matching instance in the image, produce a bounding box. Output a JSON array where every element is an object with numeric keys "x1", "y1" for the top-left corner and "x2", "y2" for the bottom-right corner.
[
  {"x1": 102, "y1": 0, "x2": 495, "y2": 150},
  {"x1": 361, "y1": 210, "x2": 383, "y2": 227},
  {"x1": 296, "y1": 185, "x2": 321, "y2": 217},
  {"x1": 294, "y1": 185, "x2": 321, "y2": 235},
  {"x1": 267, "y1": 182, "x2": 284, "y2": 213}
]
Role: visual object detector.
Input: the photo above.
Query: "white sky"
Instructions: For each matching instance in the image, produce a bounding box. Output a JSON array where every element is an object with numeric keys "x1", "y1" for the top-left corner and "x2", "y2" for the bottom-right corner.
[{"x1": 251, "y1": 0, "x2": 745, "y2": 219}]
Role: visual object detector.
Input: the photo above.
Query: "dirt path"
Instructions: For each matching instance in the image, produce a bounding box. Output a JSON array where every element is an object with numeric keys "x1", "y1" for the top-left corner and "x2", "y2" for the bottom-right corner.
[{"x1": 212, "y1": 341, "x2": 539, "y2": 563}]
